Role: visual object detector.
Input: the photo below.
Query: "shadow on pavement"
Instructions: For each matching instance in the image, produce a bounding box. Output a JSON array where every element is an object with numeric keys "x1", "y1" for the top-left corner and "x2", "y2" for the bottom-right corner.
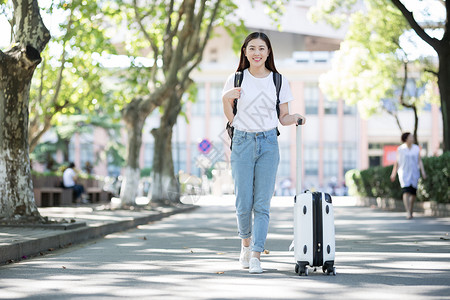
[{"x1": 0, "y1": 201, "x2": 449, "y2": 299}]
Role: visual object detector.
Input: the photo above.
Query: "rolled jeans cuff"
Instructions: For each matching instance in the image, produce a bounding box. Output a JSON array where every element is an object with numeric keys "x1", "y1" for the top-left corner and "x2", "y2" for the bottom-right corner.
[{"x1": 239, "y1": 232, "x2": 252, "y2": 239}]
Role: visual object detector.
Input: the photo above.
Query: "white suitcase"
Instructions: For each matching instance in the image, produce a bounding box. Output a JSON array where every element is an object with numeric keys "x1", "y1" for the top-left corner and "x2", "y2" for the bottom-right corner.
[{"x1": 293, "y1": 121, "x2": 336, "y2": 276}]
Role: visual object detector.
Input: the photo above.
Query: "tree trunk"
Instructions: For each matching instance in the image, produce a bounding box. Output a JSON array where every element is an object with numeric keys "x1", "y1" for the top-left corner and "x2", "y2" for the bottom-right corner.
[
  {"x1": 120, "y1": 98, "x2": 146, "y2": 205},
  {"x1": 120, "y1": 165, "x2": 141, "y2": 205},
  {"x1": 150, "y1": 125, "x2": 179, "y2": 206},
  {"x1": 411, "y1": 106, "x2": 419, "y2": 146},
  {"x1": 150, "y1": 91, "x2": 184, "y2": 206},
  {"x1": 0, "y1": 47, "x2": 44, "y2": 222},
  {"x1": 0, "y1": 0, "x2": 50, "y2": 222},
  {"x1": 438, "y1": 50, "x2": 450, "y2": 151}
]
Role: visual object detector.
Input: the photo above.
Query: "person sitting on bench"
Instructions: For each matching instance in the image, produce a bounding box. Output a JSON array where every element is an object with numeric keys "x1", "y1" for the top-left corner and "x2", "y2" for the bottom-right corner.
[{"x1": 63, "y1": 162, "x2": 88, "y2": 204}]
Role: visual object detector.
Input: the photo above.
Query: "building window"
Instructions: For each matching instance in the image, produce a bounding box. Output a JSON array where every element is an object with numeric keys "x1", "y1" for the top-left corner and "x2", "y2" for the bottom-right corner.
[
  {"x1": 107, "y1": 152, "x2": 121, "y2": 177},
  {"x1": 209, "y1": 48, "x2": 218, "y2": 63},
  {"x1": 144, "y1": 143, "x2": 154, "y2": 168},
  {"x1": 304, "y1": 142, "x2": 319, "y2": 175},
  {"x1": 210, "y1": 83, "x2": 223, "y2": 116},
  {"x1": 172, "y1": 142, "x2": 187, "y2": 174},
  {"x1": 304, "y1": 83, "x2": 319, "y2": 115},
  {"x1": 80, "y1": 143, "x2": 94, "y2": 171},
  {"x1": 68, "y1": 140, "x2": 75, "y2": 163},
  {"x1": 324, "y1": 97, "x2": 338, "y2": 115},
  {"x1": 343, "y1": 142, "x2": 357, "y2": 175},
  {"x1": 323, "y1": 143, "x2": 338, "y2": 178},
  {"x1": 278, "y1": 142, "x2": 290, "y2": 179},
  {"x1": 344, "y1": 103, "x2": 356, "y2": 115},
  {"x1": 192, "y1": 83, "x2": 205, "y2": 116},
  {"x1": 369, "y1": 143, "x2": 382, "y2": 149},
  {"x1": 369, "y1": 156, "x2": 381, "y2": 167}
]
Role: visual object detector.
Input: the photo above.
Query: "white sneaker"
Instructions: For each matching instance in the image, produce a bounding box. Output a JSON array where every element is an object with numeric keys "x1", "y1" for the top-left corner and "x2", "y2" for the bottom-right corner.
[
  {"x1": 249, "y1": 257, "x2": 263, "y2": 274},
  {"x1": 239, "y1": 245, "x2": 251, "y2": 268}
]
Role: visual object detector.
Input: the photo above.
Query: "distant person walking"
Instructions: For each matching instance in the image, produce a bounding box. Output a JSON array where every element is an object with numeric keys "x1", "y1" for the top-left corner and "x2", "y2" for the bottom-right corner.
[
  {"x1": 390, "y1": 133, "x2": 427, "y2": 219},
  {"x1": 63, "y1": 162, "x2": 88, "y2": 204},
  {"x1": 222, "y1": 32, "x2": 305, "y2": 273}
]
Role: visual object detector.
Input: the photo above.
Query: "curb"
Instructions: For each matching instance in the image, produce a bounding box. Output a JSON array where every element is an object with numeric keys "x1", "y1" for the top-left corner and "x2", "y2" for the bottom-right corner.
[
  {"x1": 355, "y1": 197, "x2": 450, "y2": 217},
  {"x1": 0, "y1": 205, "x2": 198, "y2": 265}
]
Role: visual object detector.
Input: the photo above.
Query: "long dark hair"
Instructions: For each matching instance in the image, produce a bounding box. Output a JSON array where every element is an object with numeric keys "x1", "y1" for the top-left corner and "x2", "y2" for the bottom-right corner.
[
  {"x1": 401, "y1": 132, "x2": 411, "y2": 143},
  {"x1": 236, "y1": 32, "x2": 279, "y2": 73}
]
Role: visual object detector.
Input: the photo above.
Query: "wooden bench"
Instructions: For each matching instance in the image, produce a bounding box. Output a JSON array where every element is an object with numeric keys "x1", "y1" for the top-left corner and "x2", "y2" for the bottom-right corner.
[
  {"x1": 33, "y1": 175, "x2": 111, "y2": 207},
  {"x1": 61, "y1": 188, "x2": 75, "y2": 205},
  {"x1": 34, "y1": 187, "x2": 74, "y2": 207},
  {"x1": 86, "y1": 187, "x2": 103, "y2": 203}
]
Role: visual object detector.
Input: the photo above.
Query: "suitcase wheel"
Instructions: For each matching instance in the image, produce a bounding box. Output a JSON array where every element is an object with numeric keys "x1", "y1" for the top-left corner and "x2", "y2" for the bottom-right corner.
[
  {"x1": 295, "y1": 263, "x2": 308, "y2": 276},
  {"x1": 322, "y1": 265, "x2": 336, "y2": 276}
]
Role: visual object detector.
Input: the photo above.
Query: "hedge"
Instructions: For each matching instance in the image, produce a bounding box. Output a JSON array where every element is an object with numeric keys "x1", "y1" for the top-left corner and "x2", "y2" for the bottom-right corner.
[
  {"x1": 346, "y1": 151, "x2": 450, "y2": 204},
  {"x1": 31, "y1": 170, "x2": 98, "y2": 180}
]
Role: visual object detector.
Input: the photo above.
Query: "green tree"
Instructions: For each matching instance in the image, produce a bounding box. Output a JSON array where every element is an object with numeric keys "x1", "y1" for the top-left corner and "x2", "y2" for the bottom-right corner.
[
  {"x1": 28, "y1": 0, "x2": 117, "y2": 153},
  {"x1": 311, "y1": 0, "x2": 449, "y2": 150},
  {"x1": 314, "y1": 0, "x2": 438, "y2": 144},
  {"x1": 106, "y1": 0, "x2": 245, "y2": 205},
  {"x1": 0, "y1": 0, "x2": 50, "y2": 222}
]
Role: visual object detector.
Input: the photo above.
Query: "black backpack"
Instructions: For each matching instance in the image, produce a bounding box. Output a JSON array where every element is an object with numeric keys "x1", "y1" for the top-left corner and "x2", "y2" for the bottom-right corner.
[{"x1": 226, "y1": 71, "x2": 282, "y2": 150}]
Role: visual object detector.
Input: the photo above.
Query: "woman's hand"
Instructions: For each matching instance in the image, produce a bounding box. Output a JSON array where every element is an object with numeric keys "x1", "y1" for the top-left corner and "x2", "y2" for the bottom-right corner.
[
  {"x1": 390, "y1": 174, "x2": 396, "y2": 182},
  {"x1": 278, "y1": 103, "x2": 306, "y2": 126},
  {"x1": 222, "y1": 87, "x2": 242, "y2": 104},
  {"x1": 282, "y1": 113, "x2": 306, "y2": 126},
  {"x1": 293, "y1": 113, "x2": 306, "y2": 125},
  {"x1": 422, "y1": 172, "x2": 427, "y2": 180},
  {"x1": 390, "y1": 161, "x2": 398, "y2": 182},
  {"x1": 223, "y1": 88, "x2": 241, "y2": 123}
]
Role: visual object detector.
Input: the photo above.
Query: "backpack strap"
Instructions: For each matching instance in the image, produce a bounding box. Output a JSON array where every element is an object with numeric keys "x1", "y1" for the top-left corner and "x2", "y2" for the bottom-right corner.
[
  {"x1": 273, "y1": 72, "x2": 282, "y2": 119},
  {"x1": 273, "y1": 72, "x2": 282, "y2": 137},
  {"x1": 233, "y1": 71, "x2": 244, "y2": 116}
]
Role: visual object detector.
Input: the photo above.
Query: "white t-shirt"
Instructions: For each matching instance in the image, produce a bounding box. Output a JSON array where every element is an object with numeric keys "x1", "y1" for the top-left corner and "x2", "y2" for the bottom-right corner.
[
  {"x1": 222, "y1": 69, "x2": 294, "y2": 132},
  {"x1": 397, "y1": 144, "x2": 421, "y2": 188},
  {"x1": 63, "y1": 168, "x2": 76, "y2": 188}
]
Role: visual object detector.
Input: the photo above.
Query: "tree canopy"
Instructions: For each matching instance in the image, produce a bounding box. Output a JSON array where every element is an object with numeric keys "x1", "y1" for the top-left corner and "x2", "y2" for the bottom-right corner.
[
  {"x1": 27, "y1": 0, "x2": 119, "y2": 152},
  {"x1": 311, "y1": 0, "x2": 444, "y2": 146}
]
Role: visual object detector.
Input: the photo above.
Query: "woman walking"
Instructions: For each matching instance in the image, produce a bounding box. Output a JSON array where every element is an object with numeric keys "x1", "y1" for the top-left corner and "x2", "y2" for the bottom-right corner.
[
  {"x1": 222, "y1": 32, "x2": 305, "y2": 273},
  {"x1": 390, "y1": 132, "x2": 427, "y2": 219}
]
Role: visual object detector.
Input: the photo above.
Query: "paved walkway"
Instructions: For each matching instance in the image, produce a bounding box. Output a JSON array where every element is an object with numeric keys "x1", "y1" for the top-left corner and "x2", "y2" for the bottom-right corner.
[
  {"x1": 0, "y1": 196, "x2": 449, "y2": 300},
  {"x1": 0, "y1": 204, "x2": 197, "y2": 264}
]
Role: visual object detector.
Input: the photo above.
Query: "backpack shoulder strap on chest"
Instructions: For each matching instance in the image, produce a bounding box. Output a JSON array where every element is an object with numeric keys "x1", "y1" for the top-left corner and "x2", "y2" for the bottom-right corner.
[
  {"x1": 273, "y1": 72, "x2": 282, "y2": 118},
  {"x1": 232, "y1": 71, "x2": 244, "y2": 116},
  {"x1": 234, "y1": 71, "x2": 244, "y2": 87}
]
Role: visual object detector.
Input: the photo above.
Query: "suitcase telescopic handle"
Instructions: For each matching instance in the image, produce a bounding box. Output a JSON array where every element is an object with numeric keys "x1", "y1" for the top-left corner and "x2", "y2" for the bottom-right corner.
[{"x1": 296, "y1": 118, "x2": 304, "y2": 195}]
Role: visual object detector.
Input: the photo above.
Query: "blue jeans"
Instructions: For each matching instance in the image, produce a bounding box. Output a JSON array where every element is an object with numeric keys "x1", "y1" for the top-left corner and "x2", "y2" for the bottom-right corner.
[
  {"x1": 66, "y1": 184, "x2": 85, "y2": 201},
  {"x1": 230, "y1": 128, "x2": 280, "y2": 252}
]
